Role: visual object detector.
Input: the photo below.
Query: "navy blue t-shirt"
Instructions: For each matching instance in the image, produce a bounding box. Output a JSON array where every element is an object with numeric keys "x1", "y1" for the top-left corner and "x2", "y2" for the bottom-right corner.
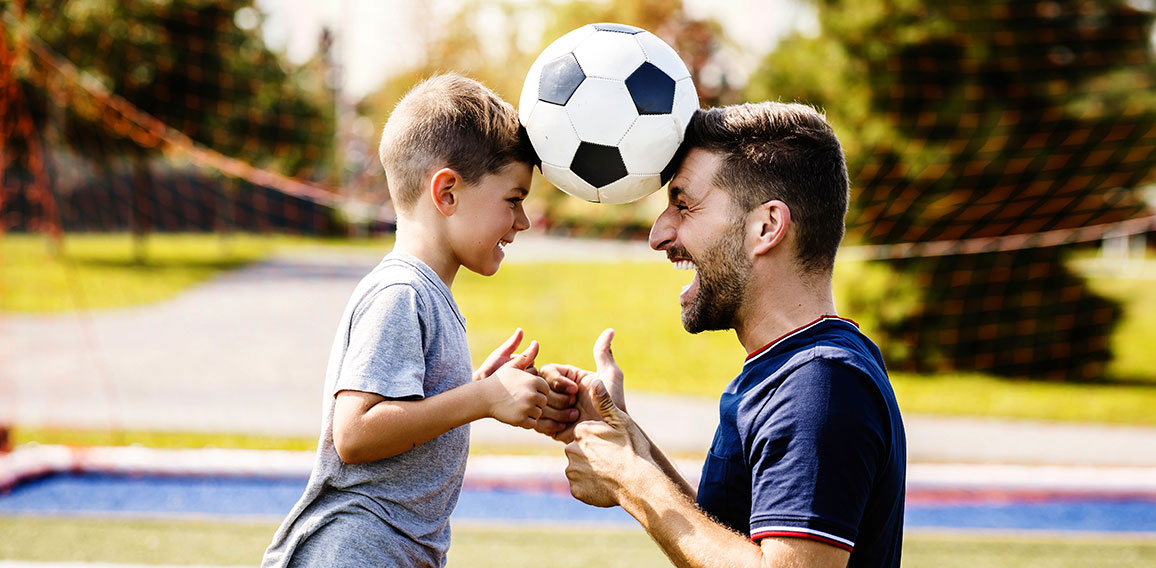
[{"x1": 697, "y1": 316, "x2": 905, "y2": 567}]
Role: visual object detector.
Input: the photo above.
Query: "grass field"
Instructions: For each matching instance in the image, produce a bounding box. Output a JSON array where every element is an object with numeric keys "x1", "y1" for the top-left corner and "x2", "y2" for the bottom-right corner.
[
  {"x1": 1, "y1": 517, "x2": 1154, "y2": 567},
  {"x1": 4, "y1": 232, "x2": 1156, "y2": 429},
  {"x1": 3, "y1": 233, "x2": 1156, "y2": 564}
]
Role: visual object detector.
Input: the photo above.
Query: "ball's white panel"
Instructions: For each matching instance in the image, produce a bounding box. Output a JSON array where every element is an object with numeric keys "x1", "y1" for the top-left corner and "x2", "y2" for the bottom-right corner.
[
  {"x1": 522, "y1": 25, "x2": 597, "y2": 123},
  {"x1": 539, "y1": 24, "x2": 597, "y2": 66},
  {"x1": 525, "y1": 103, "x2": 582, "y2": 166},
  {"x1": 541, "y1": 161, "x2": 600, "y2": 202},
  {"x1": 619, "y1": 114, "x2": 683, "y2": 174},
  {"x1": 596, "y1": 173, "x2": 662, "y2": 204},
  {"x1": 636, "y1": 31, "x2": 692, "y2": 81},
  {"x1": 519, "y1": 62, "x2": 543, "y2": 123},
  {"x1": 672, "y1": 77, "x2": 699, "y2": 137},
  {"x1": 565, "y1": 78, "x2": 638, "y2": 146},
  {"x1": 572, "y1": 30, "x2": 647, "y2": 80}
]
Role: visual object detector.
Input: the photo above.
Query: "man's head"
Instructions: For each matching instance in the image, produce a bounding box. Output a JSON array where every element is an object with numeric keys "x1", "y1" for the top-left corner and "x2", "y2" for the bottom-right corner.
[
  {"x1": 681, "y1": 102, "x2": 848, "y2": 273},
  {"x1": 378, "y1": 73, "x2": 537, "y2": 214},
  {"x1": 650, "y1": 102, "x2": 849, "y2": 333}
]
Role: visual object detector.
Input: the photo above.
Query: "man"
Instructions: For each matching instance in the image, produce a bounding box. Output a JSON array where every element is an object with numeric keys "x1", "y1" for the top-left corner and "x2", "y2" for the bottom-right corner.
[{"x1": 551, "y1": 102, "x2": 906, "y2": 567}]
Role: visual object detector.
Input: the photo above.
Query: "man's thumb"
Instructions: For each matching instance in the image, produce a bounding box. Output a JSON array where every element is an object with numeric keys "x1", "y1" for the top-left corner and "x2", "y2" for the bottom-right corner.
[
  {"x1": 591, "y1": 379, "x2": 626, "y2": 429},
  {"x1": 593, "y1": 328, "x2": 617, "y2": 371}
]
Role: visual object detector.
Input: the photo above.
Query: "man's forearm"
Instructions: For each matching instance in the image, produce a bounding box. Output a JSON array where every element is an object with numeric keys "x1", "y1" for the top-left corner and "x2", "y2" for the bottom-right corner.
[
  {"x1": 618, "y1": 460, "x2": 763, "y2": 568},
  {"x1": 638, "y1": 427, "x2": 697, "y2": 499}
]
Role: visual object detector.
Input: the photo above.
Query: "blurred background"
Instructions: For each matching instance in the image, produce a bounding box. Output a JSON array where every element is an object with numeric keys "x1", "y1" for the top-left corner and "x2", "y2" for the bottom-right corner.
[{"x1": 2, "y1": 0, "x2": 1156, "y2": 566}]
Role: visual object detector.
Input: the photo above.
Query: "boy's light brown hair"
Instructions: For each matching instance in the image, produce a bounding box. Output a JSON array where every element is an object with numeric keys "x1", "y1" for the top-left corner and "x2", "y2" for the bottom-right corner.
[{"x1": 379, "y1": 74, "x2": 536, "y2": 213}]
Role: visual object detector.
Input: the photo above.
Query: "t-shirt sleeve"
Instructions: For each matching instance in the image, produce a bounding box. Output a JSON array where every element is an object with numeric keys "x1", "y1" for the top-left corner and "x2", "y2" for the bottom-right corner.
[
  {"x1": 745, "y1": 358, "x2": 889, "y2": 551},
  {"x1": 334, "y1": 283, "x2": 426, "y2": 400}
]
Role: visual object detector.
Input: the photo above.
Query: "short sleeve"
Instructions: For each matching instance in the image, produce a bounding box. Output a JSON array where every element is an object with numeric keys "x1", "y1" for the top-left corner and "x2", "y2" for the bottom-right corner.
[
  {"x1": 335, "y1": 283, "x2": 427, "y2": 400},
  {"x1": 745, "y1": 358, "x2": 888, "y2": 551}
]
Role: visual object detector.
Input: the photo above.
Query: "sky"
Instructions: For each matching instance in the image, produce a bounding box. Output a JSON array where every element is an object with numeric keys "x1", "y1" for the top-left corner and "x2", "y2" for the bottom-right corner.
[{"x1": 255, "y1": 0, "x2": 818, "y2": 100}]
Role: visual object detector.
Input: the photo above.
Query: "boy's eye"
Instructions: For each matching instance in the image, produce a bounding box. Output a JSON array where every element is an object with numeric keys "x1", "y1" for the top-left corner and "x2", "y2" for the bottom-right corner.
[{"x1": 508, "y1": 198, "x2": 523, "y2": 208}]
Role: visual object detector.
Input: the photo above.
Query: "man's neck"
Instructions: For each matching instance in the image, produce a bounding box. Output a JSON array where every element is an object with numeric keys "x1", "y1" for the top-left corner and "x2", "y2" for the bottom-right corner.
[{"x1": 732, "y1": 270, "x2": 837, "y2": 356}]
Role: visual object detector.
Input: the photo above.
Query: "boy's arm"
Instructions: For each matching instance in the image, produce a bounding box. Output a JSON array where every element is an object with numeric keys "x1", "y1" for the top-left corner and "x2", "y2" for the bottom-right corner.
[{"x1": 334, "y1": 343, "x2": 548, "y2": 464}]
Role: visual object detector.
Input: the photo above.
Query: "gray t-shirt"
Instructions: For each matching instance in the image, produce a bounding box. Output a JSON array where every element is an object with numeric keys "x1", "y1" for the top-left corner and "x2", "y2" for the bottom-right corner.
[{"x1": 262, "y1": 252, "x2": 473, "y2": 567}]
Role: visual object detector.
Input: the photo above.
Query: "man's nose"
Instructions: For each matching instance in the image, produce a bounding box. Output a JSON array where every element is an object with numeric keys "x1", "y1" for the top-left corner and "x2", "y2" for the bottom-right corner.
[{"x1": 649, "y1": 208, "x2": 675, "y2": 251}]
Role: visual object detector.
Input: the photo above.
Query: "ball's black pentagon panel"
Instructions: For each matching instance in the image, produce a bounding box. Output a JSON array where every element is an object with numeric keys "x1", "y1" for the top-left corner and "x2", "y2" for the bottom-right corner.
[
  {"x1": 571, "y1": 142, "x2": 629, "y2": 188},
  {"x1": 538, "y1": 54, "x2": 586, "y2": 106},
  {"x1": 592, "y1": 22, "x2": 644, "y2": 34},
  {"x1": 625, "y1": 62, "x2": 676, "y2": 115}
]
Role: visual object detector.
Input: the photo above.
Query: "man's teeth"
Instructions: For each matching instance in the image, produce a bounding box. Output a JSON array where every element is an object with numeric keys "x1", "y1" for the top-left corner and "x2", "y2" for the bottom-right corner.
[{"x1": 673, "y1": 260, "x2": 696, "y2": 271}]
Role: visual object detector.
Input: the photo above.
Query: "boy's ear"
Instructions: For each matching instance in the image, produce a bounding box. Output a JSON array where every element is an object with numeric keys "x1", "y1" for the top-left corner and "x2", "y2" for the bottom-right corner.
[
  {"x1": 751, "y1": 199, "x2": 791, "y2": 257},
  {"x1": 430, "y1": 167, "x2": 460, "y2": 217}
]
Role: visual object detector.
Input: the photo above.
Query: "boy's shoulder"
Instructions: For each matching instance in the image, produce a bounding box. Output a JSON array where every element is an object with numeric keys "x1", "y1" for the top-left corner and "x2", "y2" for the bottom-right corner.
[
  {"x1": 353, "y1": 252, "x2": 453, "y2": 311},
  {"x1": 361, "y1": 252, "x2": 437, "y2": 287}
]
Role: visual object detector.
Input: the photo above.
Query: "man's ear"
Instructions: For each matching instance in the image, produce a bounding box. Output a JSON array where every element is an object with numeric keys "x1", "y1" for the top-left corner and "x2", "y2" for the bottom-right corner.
[
  {"x1": 752, "y1": 199, "x2": 791, "y2": 256},
  {"x1": 429, "y1": 168, "x2": 459, "y2": 217}
]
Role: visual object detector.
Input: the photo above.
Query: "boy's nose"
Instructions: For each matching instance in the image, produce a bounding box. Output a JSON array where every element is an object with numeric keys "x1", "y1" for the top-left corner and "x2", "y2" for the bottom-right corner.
[{"x1": 514, "y1": 206, "x2": 531, "y2": 232}]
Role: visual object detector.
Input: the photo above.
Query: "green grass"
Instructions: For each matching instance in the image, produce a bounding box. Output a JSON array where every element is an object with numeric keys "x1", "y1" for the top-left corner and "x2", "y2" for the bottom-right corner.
[
  {"x1": 0, "y1": 233, "x2": 271, "y2": 312},
  {"x1": 889, "y1": 372, "x2": 1156, "y2": 425},
  {"x1": 9, "y1": 426, "x2": 319, "y2": 452},
  {"x1": 1084, "y1": 272, "x2": 1156, "y2": 383},
  {"x1": 2, "y1": 517, "x2": 1154, "y2": 567},
  {"x1": 4, "y1": 233, "x2": 1156, "y2": 432},
  {"x1": 455, "y1": 261, "x2": 744, "y2": 398},
  {"x1": 0, "y1": 232, "x2": 397, "y2": 312}
]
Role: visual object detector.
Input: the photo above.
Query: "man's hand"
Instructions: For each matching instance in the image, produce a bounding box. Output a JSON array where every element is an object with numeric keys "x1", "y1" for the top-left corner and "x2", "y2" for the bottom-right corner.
[
  {"x1": 539, "y1": 328, "x2": 627, "y2": 443},
  {"x1": 476, "y1": 330, "x2": 579, "y2": 435},
  {"x1": 564, "y1": 377, "x2": 652, "y2": 508}
]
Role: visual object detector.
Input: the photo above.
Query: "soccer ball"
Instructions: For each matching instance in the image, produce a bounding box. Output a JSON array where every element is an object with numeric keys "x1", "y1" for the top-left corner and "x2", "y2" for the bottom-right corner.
[{"x1": 519, "y1": 23, "x2": 698, "y2": 204}]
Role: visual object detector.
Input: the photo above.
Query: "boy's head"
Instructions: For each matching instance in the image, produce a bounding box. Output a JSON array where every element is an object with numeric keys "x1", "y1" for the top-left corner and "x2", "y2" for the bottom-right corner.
[{"x1": 379, "y1": 74, "x2": 537, "y2": 214}]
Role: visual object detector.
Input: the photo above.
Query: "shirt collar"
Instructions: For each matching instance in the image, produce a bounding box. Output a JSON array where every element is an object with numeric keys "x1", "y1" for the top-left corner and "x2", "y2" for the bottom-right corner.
[{"x1": 743, "y1": 315, "x2": 859, "y2": 366}]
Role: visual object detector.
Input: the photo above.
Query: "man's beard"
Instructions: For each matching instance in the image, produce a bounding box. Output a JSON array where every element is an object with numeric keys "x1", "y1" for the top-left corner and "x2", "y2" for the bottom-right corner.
[{"x1": 682, "y1": 221, "x2": 751, "y2": 334}]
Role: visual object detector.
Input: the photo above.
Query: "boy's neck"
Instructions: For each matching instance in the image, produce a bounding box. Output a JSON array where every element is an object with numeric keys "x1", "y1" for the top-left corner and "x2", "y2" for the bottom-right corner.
[{"x1": 393, "y1": 220, "x2": 459, "y2": 288}]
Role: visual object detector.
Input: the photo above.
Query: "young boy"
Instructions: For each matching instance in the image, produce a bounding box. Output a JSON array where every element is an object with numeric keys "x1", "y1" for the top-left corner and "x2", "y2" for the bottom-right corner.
[{"x1": 261, "y1": 74, "x2": 577, "y2": 567}]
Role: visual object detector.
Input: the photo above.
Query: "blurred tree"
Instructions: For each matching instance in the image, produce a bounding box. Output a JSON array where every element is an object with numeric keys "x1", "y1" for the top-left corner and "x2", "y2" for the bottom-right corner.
[
  {"x1": 360, "y1": 0, "x2": 733, "y2": 235},
  {"x1": 749, "y1": 0, "x2": 1156, "y2": 381},
  {"x1": 1, "y1": 0, "x2": 333, "y2": 258}
]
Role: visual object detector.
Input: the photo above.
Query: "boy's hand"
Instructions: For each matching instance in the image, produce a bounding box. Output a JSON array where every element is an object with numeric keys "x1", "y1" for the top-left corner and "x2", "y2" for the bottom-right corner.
[
  {"x1": 482, "y1": 340, "x2": 550, "y2": 429},
  {"x1": 474, "y1": 328, "x2": 537, "y2": 381}
]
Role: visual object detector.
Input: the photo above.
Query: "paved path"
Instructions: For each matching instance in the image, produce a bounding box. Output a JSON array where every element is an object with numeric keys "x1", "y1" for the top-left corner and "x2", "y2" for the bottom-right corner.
[{"x1": 4, "y1": 236, "x2": 1156, "y2": 466}]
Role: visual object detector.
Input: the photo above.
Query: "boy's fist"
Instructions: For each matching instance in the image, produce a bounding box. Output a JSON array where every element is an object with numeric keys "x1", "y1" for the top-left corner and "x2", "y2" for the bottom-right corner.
[{"x1": 482, "y1": 340, "x2": 550, "y2": 429}]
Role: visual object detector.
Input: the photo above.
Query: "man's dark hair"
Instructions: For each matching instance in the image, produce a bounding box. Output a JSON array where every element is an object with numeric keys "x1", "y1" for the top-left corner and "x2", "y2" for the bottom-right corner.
[{"x1": 683, "y1": 102, "x2": 849, "y2": 273}]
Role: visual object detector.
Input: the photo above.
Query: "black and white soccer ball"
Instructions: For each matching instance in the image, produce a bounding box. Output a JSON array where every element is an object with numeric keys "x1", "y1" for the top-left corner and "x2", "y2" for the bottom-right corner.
[{"x1": 519, "y1": 23, "x2": 698, "y2": 204}]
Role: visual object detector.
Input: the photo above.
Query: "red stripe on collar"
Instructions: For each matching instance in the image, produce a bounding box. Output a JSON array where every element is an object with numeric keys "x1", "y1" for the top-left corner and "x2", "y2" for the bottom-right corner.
[{"x1": 744, "y1": 315, "x2": 859, "y2": 363}]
